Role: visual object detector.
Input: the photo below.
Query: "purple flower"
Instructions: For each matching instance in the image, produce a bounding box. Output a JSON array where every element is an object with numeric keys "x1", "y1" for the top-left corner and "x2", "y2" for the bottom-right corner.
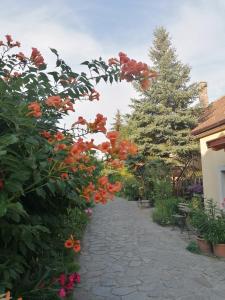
[{"x1": 187, "y1": 183, "x2": 203, "y2": 194}]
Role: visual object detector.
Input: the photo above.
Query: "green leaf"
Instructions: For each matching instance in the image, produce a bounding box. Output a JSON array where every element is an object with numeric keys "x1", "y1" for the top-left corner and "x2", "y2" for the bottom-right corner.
[
  {"x1": 0, "y1": 134, "x2": 18, "y2": 147},
  {"x1": 0, "y1": 200, "x2": 7, "y2": 217},
  {"x1": 48, "y1": 71, "x2": 59, "y2": 82},
  {"x1": 102, "y1": 75, "x2": 108, "y2": 82},
  {"x1": 46, "y1": 182, "x2": 56, "y2": 195},
  {"x1": 0, "y1": 150, "x2": 7, "y2": 156},
  {"x1": 95, "y1": 76, "x2": 101, "y2": 84},
  {"x1": 38, "y1": 63, "x2": 47, "y2": 71},
  {"x1": 81, "y1": 61, "x2": 89, "y2": 66},
  {"x1": 36, "y1": 187, "x2": 46, "y2": 199},
  {"x1": 109, "y1": 75, "x2": 113, "y2": 84},
  {"x1": 50, "y1": 48, "x2": 58, "y2": 57}
]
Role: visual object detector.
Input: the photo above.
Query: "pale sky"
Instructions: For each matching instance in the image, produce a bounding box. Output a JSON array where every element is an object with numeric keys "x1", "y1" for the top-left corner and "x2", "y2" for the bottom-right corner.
[{"x1": 1, "y1": 0, "x2": 225, "y2": 140}]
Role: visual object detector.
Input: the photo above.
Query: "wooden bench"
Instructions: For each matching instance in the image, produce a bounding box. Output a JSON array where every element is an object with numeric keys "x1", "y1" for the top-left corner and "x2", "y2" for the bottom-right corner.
[{"x1": 172, "y1": 203, "x2": 191, "y2": 233}]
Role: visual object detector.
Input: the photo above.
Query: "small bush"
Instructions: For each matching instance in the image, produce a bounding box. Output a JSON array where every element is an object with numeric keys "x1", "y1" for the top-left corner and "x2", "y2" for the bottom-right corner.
[
  {"x1": 186, "y1": 241, "x2": 201, "y2": 254},
  {"x1": 122, "y1": 176, "x2": 140, "y2": 201},
  {"x1": 152, "y1": 196, "x2": 181, "y2": 226}
]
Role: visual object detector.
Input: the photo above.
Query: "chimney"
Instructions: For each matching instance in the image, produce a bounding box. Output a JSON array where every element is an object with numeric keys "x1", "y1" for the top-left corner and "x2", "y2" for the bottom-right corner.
[{"x1": 199, "y1": 81, "x2": 208, "y2": 108}]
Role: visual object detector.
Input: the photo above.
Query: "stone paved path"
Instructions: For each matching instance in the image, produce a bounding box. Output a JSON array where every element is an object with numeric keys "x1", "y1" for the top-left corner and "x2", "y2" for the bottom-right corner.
[{"x1": 75, "y1": 198, "x2": 225, "y2": 300}]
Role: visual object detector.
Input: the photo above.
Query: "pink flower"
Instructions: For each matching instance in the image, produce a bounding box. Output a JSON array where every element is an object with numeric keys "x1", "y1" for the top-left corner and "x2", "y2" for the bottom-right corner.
[
  {"x1": 58, "y1": 273, "x2": 67, "y2": 286},
  {"x1": 58, "y1": 288, "x2": 66, "y2": 298},
  {"x1": 65, "y1": 282, "x2": 74, "y2": 290},
  {"x1": 85, "y1": 208, "x2": 93, "y2": 217},
  {"x1": 68, "y1": 273, "x2": 76, "y2": 283}
]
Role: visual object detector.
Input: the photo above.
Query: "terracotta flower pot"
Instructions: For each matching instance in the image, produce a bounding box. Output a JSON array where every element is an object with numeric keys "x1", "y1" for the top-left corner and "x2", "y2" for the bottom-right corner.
[
  {"x1": 196, "y1": 237, "x2": 212, "y2": 254},
  {"x1": 213, "y1": 244, "x2": 225, "y2": 258}
]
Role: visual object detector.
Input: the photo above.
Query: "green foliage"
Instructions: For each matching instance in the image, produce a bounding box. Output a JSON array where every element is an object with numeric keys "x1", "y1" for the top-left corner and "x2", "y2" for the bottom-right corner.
[
  {"x1": 0, "y1": 37, "x2": 122, "y2": 299},
  {"x1": 204, "y1": 217, "x2": 225, "y2": 244},
  {"x1": 189, "y1": 195, "x2": 203, "y2": 210},
  {"x1": 122, "y1": 176, "x2": 140, "y2": 201},
  {"x1": 152, "y1": 196, "x2": 181, "y2": 226},
  {"x1": 190, "y1": 208, "x2": 209, "y2": 237},
  {"x1": 190, "y1": 199, "x2": 225, "y2": 244},
  {"x1": 125, "y1": 27, "x2": 200, "y2": 165},
  {"x1": 186, "y1": 241, "x2": 201, "y2": 254}
]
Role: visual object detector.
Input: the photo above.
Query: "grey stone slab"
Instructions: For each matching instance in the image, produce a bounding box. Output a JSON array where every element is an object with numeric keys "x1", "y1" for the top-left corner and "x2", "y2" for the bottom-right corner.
[
  {"x1": 129, "y1": 260, "x2": 142, "y2": 267},
  {"x1": 116, "y1": 276, "x2": 141, "y2": 287},
  {"x1": 122, "y1": 291, "x2": 149, "y2": 300},
  {"x1": 92, "y1": 286, "x2": 112, "y2": 297},
  {"x1": 111, "y1": 287, "x2": 137, "y2": 296},
  {"x1": 100, "y1": 277, "x2": 117, "y2": 287}
]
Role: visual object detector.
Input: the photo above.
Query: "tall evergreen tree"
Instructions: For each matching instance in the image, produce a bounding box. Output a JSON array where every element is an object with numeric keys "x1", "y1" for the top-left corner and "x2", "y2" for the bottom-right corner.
[
  {"x1": 127, "y1": 27, "x2": 200, "y2": 165},
  {"x1": 111, "y1": 109, "x2": 123, "y2": 131}
]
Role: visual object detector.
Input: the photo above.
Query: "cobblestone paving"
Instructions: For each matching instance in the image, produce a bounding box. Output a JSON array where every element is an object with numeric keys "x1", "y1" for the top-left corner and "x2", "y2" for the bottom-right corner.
[{"x1": 75, "y1": 198, "x2": 225, "y2": 300}]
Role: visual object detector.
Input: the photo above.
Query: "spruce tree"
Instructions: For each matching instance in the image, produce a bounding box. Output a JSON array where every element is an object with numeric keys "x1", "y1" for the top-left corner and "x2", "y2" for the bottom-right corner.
[
  {"x1": 111, "y1": 109, "x2": 123, "y2": 131},
  {"x1": 127, "y1": 27, "x2": 200, "y2": 165}
]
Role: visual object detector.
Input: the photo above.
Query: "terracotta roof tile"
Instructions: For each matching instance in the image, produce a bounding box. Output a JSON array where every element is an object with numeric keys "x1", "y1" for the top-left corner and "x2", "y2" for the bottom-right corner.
[{"x1": 192, "y1": 96, "x2": 225, "y2": 135}]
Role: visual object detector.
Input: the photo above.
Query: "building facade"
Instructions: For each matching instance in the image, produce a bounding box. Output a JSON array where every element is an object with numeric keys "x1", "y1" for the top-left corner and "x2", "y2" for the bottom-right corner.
[{"x1": 192, "y1": 86, "x2": 225, "y2": 208}]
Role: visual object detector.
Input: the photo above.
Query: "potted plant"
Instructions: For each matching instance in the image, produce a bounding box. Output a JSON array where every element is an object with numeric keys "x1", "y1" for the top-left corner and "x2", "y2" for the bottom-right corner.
[
  {"x1": 205, "y1": 217, "x2": 225, "y2": 258},
  {"x1": 190, "y1": 209, "x2": 212, "y2": 254}
]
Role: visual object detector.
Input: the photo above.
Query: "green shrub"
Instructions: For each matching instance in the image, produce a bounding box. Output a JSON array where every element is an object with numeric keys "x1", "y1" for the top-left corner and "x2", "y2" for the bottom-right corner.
[
  {"x1": 122, "y1": 176, "x2": 140, "y2": 201},
  {"x1": 0, "y1": 35, "x2": 140, "y2": 298},
  {"x1": 186, "y1": 241, "x2": 201, "y2": 254},
  {"x1": 152, "y1": 196, "x2": 181, "y2": 226},
  {"x1": 204, "y1": 217, "x2": 225, "y2": 244},
  {"x1": 189, "y1": 208, "x2": 209, "y2": 237}
]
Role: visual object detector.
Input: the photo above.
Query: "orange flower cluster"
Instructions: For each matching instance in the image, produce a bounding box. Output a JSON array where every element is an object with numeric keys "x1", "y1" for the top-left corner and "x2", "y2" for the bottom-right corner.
[
  {"x1": 72, "y1": 116, "x2": 87, "y2": 127},
  {"x1": 16, "y1": 52, "x2": 26, "y2": 62},
  {"x1": 88, "y1": 114, "x2": 107, "y2": 133},
  {"x1": 82, "y1": 176, "x2": 122, "y2": 204},
  {"x1": 98, "y1": 141, "x2": 111, "y2": 153},
  {"x1": 27, "y1": 102, "x2": 42, "y2": 118},
  {"x1": 41, "y1": 132, "x2": 69, "y2": 156},
  {"x1": 63, "y1": 138, "x2": 96, "y2": 167},
  {"x1": 55, "y1": 132, "x2": 65, "y2": 141},
  {"x1": 108, "y1": 52, "x2": 157, "y2": 91},
  {"x1": 93, "y1": 176, "x2": 122, "y2": 204},
  {"x1": 106, "y1": 131, "x2": 120, "y2": 145},
  {"x1": 54, "y1": 143, "x2": 67, "y2": 152},
  {"x1": 61, "y1": 173, "x2": 69, "y2": 180},
  {"x1": 72, "y1": 114, "x2": 107, "y2": 133},
  {"x1": 108, "y1": 159, "x2": 124, "y2": 169},
  {"x1": 82, "y1": 182, "x2": 95, "y2": 202},
  {"x1": 45, "y1": 95, "x2": 74, "y2": 112},
  {"x1": 64, "y1": 237, "x2": 81, "y2": 253},
  {"x1": 119, "y1": 52, "x2": 156, "y2": 90},
  {"x1": 0, "y1": 35, "x2": 20, "y2": 48},
  {"x1": 30, "y1": 47, "x2": 45, "y2": 68},
  {"x1": 40, "y1": 130, "x2": 51, "y2": 139},
  {"x1": 116, "y1": 140, "x2": 138, "y2": 160},
  {"x1": 97, "y1": 131, "x2": 138, "y2": 160}
]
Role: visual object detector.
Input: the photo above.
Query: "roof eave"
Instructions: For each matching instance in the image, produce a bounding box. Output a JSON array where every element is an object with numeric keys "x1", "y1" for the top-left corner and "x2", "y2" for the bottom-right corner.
[{"x1": 192, "y1": 122, "x2": 225, "y2": 139}]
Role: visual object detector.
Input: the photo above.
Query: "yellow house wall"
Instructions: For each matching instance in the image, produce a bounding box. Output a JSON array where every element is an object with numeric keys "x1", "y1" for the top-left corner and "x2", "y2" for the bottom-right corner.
[{"x1": 200, "y1": 130, "x2": 225, "y2": 208}]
